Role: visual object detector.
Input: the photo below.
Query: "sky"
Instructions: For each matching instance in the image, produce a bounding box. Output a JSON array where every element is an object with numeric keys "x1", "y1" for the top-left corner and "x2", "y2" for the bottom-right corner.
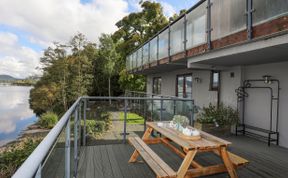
[{"x1": 0, "y1": 0, "x2": 198, "y2": 79}]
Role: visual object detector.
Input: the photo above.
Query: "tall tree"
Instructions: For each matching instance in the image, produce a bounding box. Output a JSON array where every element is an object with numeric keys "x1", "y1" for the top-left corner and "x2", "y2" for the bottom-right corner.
[{"x1": 98, "y1": 34, "x2": 121, "y2": 103}]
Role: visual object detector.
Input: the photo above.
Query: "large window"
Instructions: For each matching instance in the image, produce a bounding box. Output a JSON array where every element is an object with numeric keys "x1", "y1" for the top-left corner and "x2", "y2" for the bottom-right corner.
[
  {"x1": 176, "y1": 74, "x2": 192, "y2": 98},
  {"x1": 210, "y1": 71, "x2": 220, "y2": 91},
  {"x1": 153, "y1": 77, "x2": 162, "y2": 95}
]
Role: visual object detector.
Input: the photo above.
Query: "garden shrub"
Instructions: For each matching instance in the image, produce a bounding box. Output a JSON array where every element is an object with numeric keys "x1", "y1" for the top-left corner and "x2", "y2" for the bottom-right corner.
[
  {"x1": 196, "y1": 103, "x2": 239, "y2": 127},
  {"x1": 0, "y1": 139, "x2": 41, "y2": 178},
  {"x1": 38, "y1": 111, "x2": 58, "y2": 129}
]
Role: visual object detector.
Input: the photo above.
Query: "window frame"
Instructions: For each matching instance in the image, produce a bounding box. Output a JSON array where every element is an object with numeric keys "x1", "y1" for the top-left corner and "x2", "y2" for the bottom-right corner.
[
  {"x1": 152, "y1": 77, "x2": 162, "y2": 95},
  {"x1": 210, "y1": 70, "x2": 220, "y2": 91},
  {"x1": 176, "y1": 73, "x2": 192, "y2": 98}
]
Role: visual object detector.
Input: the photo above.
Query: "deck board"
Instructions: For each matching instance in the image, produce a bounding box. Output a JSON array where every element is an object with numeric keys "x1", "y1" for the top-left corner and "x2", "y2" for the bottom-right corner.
[{"x1": 76, "y1": 135, "x2": 288, "y2": 178}]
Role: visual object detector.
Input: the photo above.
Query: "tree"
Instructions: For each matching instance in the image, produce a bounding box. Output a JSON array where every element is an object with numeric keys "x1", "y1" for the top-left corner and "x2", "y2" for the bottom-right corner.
[
  {"x1": 98, "y1": 34, "x2": 121, "y2": 103},
  {"x1": 112, "y1": 1, "x2": 169, "y2": 92}
]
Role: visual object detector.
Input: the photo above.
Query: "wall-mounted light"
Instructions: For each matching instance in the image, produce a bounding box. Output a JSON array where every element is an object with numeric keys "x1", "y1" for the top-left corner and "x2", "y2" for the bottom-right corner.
[
  {"x1": 194, "y1": 77, "x2": 201, "y2": 83},
  {"x1": 263, "y1": 75, "x2": 272, "y2": 84}
]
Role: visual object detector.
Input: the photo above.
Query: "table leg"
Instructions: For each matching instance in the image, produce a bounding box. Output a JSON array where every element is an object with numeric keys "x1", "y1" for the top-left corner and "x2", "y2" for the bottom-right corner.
[
  {"x1": 177, "y1": 150, "x2": 197, "y2": 178},
  {"x1": 128, "y1": 127, "x2": 153, "y2": 163},
  {"x1": 220, "y1": 147, "x2": 238, "y2": 178}
]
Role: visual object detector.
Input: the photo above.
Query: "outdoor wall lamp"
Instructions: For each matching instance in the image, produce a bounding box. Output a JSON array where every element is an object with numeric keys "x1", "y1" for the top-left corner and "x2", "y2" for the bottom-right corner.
[
  {"x1": 263, "y1": 75, "x2": 272, "y2": 84},
  {"x1": 194, "y1": 77, "x2": 201, "y2": 83}
]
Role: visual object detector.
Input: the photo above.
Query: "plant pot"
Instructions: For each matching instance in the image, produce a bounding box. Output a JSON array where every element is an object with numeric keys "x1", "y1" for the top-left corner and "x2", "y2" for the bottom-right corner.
[{"x1": 194, "y1": 122, "x2": 231, "y2": 136}]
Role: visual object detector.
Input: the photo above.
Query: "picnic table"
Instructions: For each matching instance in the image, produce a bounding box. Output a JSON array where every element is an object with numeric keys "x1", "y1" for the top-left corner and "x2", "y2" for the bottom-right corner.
[{"x1": 128, "y1": 121, "x2": 248, "y2": 178}]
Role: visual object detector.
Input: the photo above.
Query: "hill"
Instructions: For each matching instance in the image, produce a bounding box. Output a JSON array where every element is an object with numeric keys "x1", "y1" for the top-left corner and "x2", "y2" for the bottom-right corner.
[{"x1": 0, "y1": 74, "x2": 18, "y2": 81}]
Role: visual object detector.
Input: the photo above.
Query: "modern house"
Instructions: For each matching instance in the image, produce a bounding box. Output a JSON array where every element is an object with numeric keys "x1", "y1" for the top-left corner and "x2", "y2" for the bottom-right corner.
[
  {"x1": 126, "y1": 0, "x2": 288, "y2": 148},
  {"x1": 11, "y1": 1, "x2": 288, "y2": 178}
]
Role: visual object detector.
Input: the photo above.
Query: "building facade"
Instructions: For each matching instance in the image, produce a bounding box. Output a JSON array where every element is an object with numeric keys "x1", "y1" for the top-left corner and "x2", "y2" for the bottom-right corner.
[{"x1": 126, "y1": 0, "x2": 288, "y2": 148}]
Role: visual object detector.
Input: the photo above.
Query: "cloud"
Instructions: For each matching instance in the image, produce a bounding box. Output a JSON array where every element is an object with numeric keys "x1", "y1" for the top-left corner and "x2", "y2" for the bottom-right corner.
[
  {"x1": 0, "y1": 0, "x2": 128, "y2": 46},
  {"x1": 0, "y1": 0, "x2": 129, "y2": 77},
  {"x1": 159, "y1": 1, "x2": 177, "y2": 17},
  {"x1": 0, "y1": 32, "x2": 40, "y2": 78}
]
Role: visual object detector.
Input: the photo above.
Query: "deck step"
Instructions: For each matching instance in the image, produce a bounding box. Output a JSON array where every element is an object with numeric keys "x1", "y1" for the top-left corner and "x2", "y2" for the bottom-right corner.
[{"x1": 129, "y1": 137, "x2": 176, "y2": 178}]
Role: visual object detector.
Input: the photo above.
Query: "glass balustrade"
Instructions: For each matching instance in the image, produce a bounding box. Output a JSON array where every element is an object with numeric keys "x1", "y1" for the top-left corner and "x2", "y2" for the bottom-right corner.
[
  {"x1": 126, "y1": 0, "x2": 288, "y2": 70},
  {"x1": 170, "y1": 17, "x2": 185, "y2": 55}
]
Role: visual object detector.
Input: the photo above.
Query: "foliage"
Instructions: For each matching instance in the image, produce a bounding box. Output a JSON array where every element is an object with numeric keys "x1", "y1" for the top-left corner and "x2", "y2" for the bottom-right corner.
[
  {"x1": 0, "y1": 139, "x2": 41, "y2": 178},
  {"x1": 30, "y1": 2, "x2": 178, "y2": 115},
  {"x1": 38, "y1": 111, "x2": 59, "y2": 129},
  {"x1": 119, "y1": 112, "x2": 144, "y2": 125},
  {"x1": 83, "y1": 120, "x2": 106, "y2": 135},
  {"x1": 196, "y1": 103, "x2": 239, "y2": 126}
]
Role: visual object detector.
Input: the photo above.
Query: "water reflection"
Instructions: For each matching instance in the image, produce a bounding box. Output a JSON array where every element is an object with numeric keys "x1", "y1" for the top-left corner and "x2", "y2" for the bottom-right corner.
[{"x1": 0, "y1": 85, "x2": 37, "y2": 146}]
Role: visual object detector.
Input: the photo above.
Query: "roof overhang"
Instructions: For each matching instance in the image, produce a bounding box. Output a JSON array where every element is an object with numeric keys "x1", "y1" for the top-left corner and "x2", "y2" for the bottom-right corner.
[{"x1": 188, "y1": 32, "x2": 288, "y2": 69}]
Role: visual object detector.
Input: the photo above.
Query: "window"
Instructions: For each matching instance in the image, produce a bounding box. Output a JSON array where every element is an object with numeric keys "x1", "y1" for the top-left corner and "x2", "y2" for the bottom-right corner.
[
  {"x1": 153, "y1": 77, "x2": 162, "y2": 95},
  {"x1": 176, "y1": 74, "x2": 192, "y2": 98},
  {"x1": 210, "y1": 71, "x2": 220, "y2": 91}
]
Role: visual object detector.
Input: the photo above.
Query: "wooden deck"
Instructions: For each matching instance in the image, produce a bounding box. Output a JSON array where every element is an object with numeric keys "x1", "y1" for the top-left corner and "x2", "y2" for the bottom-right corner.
[{"x1": 77, "y1": 135, "x2": 288, "y2": 178}]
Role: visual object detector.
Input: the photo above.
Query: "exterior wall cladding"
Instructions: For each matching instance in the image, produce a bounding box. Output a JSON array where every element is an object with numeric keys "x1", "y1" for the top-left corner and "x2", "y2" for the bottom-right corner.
[
  {"x1": 129, "y1": 1, "x2": 288, "y2": 148},
  {"x1": 146, "y1": 61, "x2": 288, "y2": 148}
]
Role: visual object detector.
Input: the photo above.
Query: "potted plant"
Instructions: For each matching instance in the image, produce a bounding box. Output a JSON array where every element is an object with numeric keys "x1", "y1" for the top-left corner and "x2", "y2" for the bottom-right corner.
[
  {"x1": 195, "y1": 103, "x2": 239, "y2": 136},
  {"x1": 171, "y1": 115, "x2": 189, "y2": 131}
]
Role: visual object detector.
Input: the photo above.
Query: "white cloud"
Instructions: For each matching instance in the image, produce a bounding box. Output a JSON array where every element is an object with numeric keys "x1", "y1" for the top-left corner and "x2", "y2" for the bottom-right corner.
[
  {"x1": 0, "y1": 32, "x2": 40, "y2": 78},
  {"x1": 0, "y1": 0, "x2": 128, "y2": 46},
  {"x1": 0, "y1": 0, "x2": 129, "y2": 77},
  {"x1": 160, "y1": 1, "x2": 177, "y2": 17}
]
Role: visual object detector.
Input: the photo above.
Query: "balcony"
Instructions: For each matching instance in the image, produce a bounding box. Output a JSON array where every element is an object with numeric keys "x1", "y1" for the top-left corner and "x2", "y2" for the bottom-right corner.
[
  {"x1": 126, "y1": 0, "x2": 288, "y2": 74},
  {"x1": 12, "y1": 95, "x2": 288, "y2": 178}
]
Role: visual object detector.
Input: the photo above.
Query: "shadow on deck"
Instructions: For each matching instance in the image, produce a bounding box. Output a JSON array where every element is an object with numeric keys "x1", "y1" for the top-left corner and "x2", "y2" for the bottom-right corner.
[{"x1": 77, "y1": 135, "x2": 288, "y2": 178}]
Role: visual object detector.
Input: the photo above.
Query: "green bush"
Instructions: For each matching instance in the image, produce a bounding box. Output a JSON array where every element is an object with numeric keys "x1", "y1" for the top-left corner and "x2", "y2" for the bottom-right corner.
[
  {"x1": 0, "y1": 139, "x2": 41, "y2": 178},
  {"x1": 38, "y1": 111, "x2": 58, "y2": 129},
  {"x1": 85, "y1": 120, "x2": 105, "y2": 134},
  {"x1": 196, "y1": 103, "x2": 239, "y2": 126},
  {"x1": 71, "y1": 120, "x2": 106, "y2": 135}
]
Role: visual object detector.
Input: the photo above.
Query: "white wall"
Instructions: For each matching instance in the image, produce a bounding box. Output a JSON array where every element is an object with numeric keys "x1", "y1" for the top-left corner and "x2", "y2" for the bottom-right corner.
[
  {"x1": 146, "y1": 61, "x2": 288, "y2": 148},
  {"x1": 242, "y1": 61, "x2": 288, "y2": 148},
  {"x1": 146, "y1": 69, "x2": 218, "y2": 107}
]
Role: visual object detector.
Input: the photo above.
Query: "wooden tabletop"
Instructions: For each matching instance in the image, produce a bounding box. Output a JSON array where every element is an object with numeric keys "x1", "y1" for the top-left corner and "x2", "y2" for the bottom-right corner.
[{"x1": 146, "y1": 122, "x2": 231, "y2": 150}]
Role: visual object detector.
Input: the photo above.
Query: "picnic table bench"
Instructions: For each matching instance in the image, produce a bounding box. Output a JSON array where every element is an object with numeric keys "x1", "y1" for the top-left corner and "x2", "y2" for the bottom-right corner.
[{"x1": 128, "y1": 122, "x2": 248, "y2": 178}]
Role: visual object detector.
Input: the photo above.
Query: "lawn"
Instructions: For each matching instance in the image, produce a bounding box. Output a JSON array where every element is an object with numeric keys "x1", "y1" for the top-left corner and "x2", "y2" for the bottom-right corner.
[{"x1": 119, "y1": 112, "x2": 144, "y2": 125}]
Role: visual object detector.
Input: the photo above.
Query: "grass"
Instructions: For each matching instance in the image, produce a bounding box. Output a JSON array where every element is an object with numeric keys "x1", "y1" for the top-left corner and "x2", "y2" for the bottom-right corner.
[{"x1": 119, "y1": 112, "x2": 144, "y2": 125}]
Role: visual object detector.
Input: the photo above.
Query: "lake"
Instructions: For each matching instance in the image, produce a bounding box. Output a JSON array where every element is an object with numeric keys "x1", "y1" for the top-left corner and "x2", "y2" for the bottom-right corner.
[{"x1": 0, "y1": 85, "x2": 37, "y2": 147}]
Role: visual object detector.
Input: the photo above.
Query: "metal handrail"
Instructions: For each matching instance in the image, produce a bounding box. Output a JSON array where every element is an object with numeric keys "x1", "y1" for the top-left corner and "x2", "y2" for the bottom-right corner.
[
  {"x1": 12, "y1": 96, "x2": 195, "y2": 178},
  {"x1": 12, "y1": 97, "x2": 82, "y2": 178}
]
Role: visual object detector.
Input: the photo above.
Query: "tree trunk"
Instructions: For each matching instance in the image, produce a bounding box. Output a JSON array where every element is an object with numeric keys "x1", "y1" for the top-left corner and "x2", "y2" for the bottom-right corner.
[{"x1": 108, "y1": 77, "x2": 111, "y2": 104}]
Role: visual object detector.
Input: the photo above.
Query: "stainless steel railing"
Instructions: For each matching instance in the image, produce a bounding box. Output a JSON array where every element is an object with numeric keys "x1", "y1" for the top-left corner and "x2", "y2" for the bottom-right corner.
[{"x1": 12, "y1": 96, "x2": 194, "y2": 178}]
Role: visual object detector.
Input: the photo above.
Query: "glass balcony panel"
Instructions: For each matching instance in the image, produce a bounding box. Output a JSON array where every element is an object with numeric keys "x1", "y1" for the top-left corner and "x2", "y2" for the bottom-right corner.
[
  {"x1": 149, "y1": 37, "x2": 158, "y2": 62},
  {"x1": 132, "y1": 52, "x2": 136, "y2": 69},
  {"x1": 136, "y1": 48, "x2": 142, "y2": 67},
  {"x1": 211, "y1": 0, "x2": 246, "y2": 40},
  {"x1": 170, "y1": 17, "x2": 185, "y2": 55},
  {"x1": 143, "y1": 43, "x2": 149, "y2": 65},
  {"x1": 186, "y1": 2, "x2": 207, "y2": 49},
  {"x1": 158, "y1": 28, "x2": 169, "y2": 60},
  {"x1": 253, "y1": 0, "x2": 288, "y2": 25}
]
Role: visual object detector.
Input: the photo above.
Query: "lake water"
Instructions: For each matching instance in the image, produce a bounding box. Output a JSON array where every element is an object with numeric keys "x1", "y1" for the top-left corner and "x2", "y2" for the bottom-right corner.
[{"x1": 0, "y1": 85, "x2": 37, "y2": 147}]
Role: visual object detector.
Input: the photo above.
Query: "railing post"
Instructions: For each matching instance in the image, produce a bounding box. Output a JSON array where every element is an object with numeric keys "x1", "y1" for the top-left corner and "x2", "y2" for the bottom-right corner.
[
  {"x1": 35, "y1": 164, "x2": 41, "y2": 178},
  {"x1": 173, "y1": 99, "x2": 176, "y2": 115},
  {"x1": 168, "y1": 24, "x2": 171, "y2": 62},
  {"x1": 247, "y1": 0, "x2": 253, "y2": 40},
  {"x1": 206, "y1": 0, "x2": 213, "y2": 50},
  {"x1": 83, "y1": 99, "x2": 87, "y2": 146},
  {"x1": 74, "y1": 107, "x2": 78, "y2": 177},
  {"x1": 65, "y1": 118, "x2": 70, "y2": 178},
  {"x1": 79, "y1": 102, "x2": 82, "y2": 146},
  {"x1": 151, "y1": 95, "x2": 154, "y2": 121},
  {"x1": 184, "y1": 14, "x2": 187, "y2": 58},
  {"x1": 160, "y1": 97, "x2": 163, "y2": 121},
  {"x1": 123, "y1": 99, "x2": 128, "y2": 143},
  {"x1": 190, "y1": 100, "x2": 195, "y2": 126}
]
